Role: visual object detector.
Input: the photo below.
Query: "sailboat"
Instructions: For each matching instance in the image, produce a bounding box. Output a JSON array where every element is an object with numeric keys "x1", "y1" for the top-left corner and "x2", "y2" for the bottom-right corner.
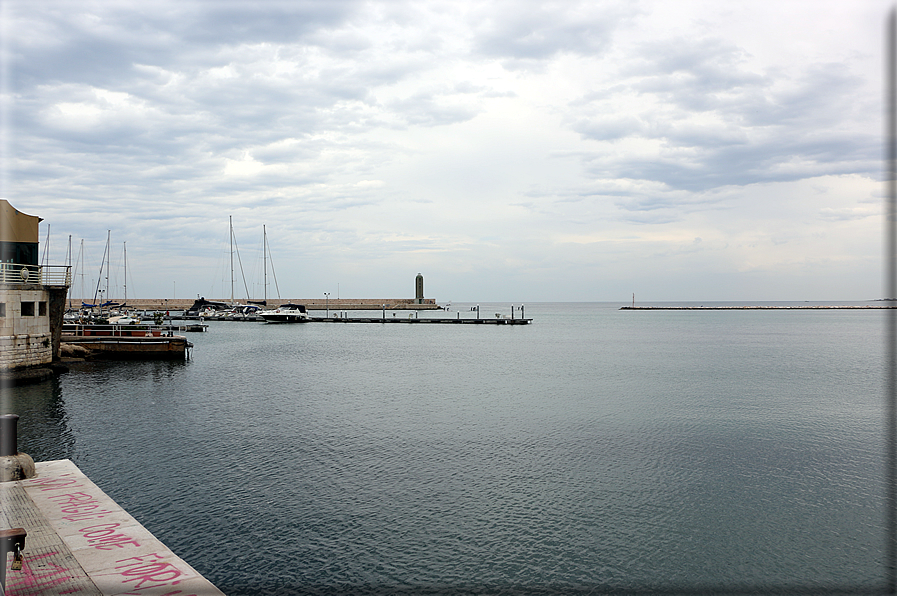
[
  {"x1": 202, "y1": 217, "x2": 263, "y2": 320},
  {"x1": 257, "y1": 227, "x2": 308, "y2": 323},
  {"x1": 84, "y1": 231, "x2": 119, "y2": 310},
  {"x1": 250, "y1": 224, "x2": 282, "y2": 306},
  {"x1": 247, "y1": 225, "x2": 270, "y2": 307}
]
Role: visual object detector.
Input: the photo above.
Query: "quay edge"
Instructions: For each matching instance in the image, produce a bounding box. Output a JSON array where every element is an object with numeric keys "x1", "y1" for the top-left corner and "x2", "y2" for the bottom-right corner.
[{"x1": 2, "y1": 459, "x2": 224, "y2": 596}]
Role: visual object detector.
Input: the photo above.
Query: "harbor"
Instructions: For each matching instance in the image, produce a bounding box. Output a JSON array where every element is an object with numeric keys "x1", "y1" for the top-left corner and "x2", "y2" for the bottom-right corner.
[
  {"x1": 3, "y1": 1, "x2": 890, "y2": 590},
  {"x1": 1, "y1": 197, "x2": 884, "y2": 592}
]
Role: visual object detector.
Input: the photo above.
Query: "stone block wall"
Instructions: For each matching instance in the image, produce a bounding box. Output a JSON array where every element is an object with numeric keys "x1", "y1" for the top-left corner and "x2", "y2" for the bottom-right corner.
[
  {"x1": 0, "y1": 286, "x2": 53, "y2": 370},
  {"x1": 0, "y1": 334, "x2": 52, "y2": 369}
]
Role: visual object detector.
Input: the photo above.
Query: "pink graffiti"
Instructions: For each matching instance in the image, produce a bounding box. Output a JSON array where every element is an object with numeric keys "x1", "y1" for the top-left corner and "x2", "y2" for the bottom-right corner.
[
  {"x1": 49, "y1": 491, "x2": 98, "y2": 507},
  {"x1": 114, "y1": 553, "x2": 190, "y2": 592},
  {"x1": 5, "y1": 551, "x2": 70, "y2": 594},
  {"x1": 119, "y1": 592, "x2": 200, "y2": 596},
  {"x1": 46, "y1": 491, "x2": 116, "y2": 521},
  {"x1": 78, "y1": 523, "x2": 142, "y2": 550},
  {"x1": 25, "y1": 476, "x2": 85, "y2": 492}
]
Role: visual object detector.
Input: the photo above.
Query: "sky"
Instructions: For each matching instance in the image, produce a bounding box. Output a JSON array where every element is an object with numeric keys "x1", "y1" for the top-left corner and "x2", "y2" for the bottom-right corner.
[{"x1": 0, "y1": 0, "x2": 891, "y2": 303}]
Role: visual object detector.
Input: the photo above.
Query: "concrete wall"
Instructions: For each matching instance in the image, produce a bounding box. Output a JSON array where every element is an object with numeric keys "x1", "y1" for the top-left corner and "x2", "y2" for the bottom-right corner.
[
  {"x1": 48, "y1": 287, "x2": 67, "y2": 360},
  {"x1": 0, "y1": 285, "x2": 53, "y2": 370}
]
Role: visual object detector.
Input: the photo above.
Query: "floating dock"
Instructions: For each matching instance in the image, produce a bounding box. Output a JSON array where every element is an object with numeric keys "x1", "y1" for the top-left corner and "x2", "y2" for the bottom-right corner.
[
  {"x1": 1, "y1": 459, "x2": 223, "y2": 596},
  {"x1": 61, "y1": 325, "x2": 193, "y2": 359},
  {"x1": 308, "y1": 315, "x2": 532, "y2": 325}
]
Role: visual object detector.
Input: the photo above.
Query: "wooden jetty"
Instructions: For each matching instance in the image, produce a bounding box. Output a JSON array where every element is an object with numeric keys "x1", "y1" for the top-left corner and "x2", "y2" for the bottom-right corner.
[
  {"x1": 1, "y1": 459, "x2": 223, "y2": 596},
  {"x1": 61, "y1": 325, "x2": 194, "y2": 360}
]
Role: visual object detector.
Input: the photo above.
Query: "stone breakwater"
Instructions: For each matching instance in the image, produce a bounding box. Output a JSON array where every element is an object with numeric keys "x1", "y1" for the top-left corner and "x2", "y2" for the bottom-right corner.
[{"x1": 70, "y1": 298, "x2": 441, "y2": 310}]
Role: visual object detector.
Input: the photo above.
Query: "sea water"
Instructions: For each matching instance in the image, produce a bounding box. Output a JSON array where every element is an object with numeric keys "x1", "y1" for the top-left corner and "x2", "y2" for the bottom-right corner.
[{"x1": 4, "y1": 302, "x2": 888, "y2": 594}]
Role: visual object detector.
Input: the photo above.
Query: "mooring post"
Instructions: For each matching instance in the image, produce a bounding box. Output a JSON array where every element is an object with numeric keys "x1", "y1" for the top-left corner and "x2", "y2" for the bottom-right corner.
[
  {"x1": 0, "y1": 413, "x2": 34, "y2": 481},
  {"x1": 0, "y1": 527, "x2": 27, "y2": 591},
  {"x1": 0, "y1": 414, "x2": 18, "y2": 457}
]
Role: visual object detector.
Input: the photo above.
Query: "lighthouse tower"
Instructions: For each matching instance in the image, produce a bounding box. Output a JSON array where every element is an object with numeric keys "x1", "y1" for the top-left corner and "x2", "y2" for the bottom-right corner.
[{"x1": 415, "y1": 273, "x2": 424, "y2": 304}]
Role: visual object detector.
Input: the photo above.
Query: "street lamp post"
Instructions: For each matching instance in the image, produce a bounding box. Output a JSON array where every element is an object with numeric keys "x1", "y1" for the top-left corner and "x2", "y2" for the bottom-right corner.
[{"x1": 324, "y1": 292, "x2": 330, "y2": 318}]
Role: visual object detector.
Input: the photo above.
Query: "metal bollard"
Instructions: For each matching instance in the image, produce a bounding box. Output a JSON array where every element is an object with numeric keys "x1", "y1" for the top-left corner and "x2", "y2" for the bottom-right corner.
[{"x1": 0, "y1": 415, "x2": 18, "y2": 457}]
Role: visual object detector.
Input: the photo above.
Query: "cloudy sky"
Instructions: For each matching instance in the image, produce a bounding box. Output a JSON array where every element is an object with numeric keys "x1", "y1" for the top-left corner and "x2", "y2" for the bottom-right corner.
[{"x1": 0, "y1": 0, "x2": 890, "y2": 302}]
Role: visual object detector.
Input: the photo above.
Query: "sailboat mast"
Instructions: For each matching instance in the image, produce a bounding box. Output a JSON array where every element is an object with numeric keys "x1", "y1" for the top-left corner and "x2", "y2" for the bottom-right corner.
[
  {"x1": 123, "y1": 242, "x2": 127, "y2": 303},
  {"x1": 66, "y1": 235, "x2": 72, "y2": 307},
  {"x1": 41, "y1": 224, "x2": 50, "y2": 267},
  {"x1": 263, "y1": 225, "x2": 267, "y2": 303},
  {"x1": 105, "y1": 231, "x2": 110, "y2": 304},
  {"x1": 230, "y1": 216, "x2": 234, "y2": 304},
  {"x1": 78, "y1": 239, "x2": 84, "y2": 306}
]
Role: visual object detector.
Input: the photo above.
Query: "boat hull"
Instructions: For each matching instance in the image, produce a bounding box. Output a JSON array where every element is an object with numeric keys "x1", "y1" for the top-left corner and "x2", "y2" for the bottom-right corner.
[{"x1": 259, "y1": 314, "x2": 308, "y2": 323}]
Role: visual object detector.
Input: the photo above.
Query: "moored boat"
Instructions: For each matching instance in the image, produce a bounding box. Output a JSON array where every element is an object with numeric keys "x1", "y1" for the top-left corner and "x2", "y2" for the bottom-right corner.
[{"x1": 259, "y1": 303, "x2": 308, "y2": 323}]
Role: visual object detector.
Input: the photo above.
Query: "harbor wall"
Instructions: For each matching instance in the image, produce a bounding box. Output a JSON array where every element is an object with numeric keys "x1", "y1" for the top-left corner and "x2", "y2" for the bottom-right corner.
[
  {"x1": 100, "y1": 297, "x2": 441, "y2": 310},
  {"x1": 48, "y1": 286, "x2": 67, "y2": 360}
]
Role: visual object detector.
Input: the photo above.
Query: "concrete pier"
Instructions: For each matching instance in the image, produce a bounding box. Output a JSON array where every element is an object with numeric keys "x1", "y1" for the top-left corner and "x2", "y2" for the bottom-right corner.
[
  {"x1": 308, "y1": 316, "x2": 532, "y2": 325},
  {"x1": 2, "y1": 459, "x2": 223, "y2": 596}
]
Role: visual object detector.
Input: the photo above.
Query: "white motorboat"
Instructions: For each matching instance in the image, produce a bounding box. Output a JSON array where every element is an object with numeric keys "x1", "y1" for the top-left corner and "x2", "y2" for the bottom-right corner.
[
  {"x1": 259, "y1": 303, "x2": 308, "y2": 323},
  {"x1": 108, "y1": 314, "x2": 140, "y2": 325}
]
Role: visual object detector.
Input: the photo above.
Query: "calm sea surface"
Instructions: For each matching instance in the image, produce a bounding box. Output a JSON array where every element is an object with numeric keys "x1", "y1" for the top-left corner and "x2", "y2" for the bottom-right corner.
[{"x1": 4, "y1": 302, "x2": 889, "y2": 594}]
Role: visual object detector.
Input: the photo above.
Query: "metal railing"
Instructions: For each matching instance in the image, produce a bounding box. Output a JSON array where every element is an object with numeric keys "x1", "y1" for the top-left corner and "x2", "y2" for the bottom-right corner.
[
  {"x1": 62, "y1": 323, "x2": 184, "y2": 338},
  {"x1": 0, "y1": 264, "x2": 71, "y2": 287}
]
